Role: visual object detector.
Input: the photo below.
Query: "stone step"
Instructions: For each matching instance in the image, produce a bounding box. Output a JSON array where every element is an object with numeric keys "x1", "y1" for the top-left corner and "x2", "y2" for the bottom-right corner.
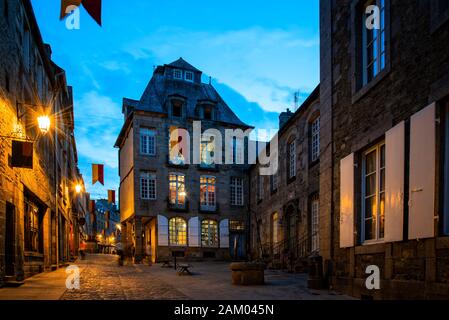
[{"x1": 4, "y1": 276, "x2": 25, "y2": 287}]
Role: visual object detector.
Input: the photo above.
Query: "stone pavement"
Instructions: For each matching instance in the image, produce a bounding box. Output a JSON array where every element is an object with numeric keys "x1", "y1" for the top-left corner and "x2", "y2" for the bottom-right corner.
[{"x1": 0, "y1": 254, "x2": 353, "y2": 300}]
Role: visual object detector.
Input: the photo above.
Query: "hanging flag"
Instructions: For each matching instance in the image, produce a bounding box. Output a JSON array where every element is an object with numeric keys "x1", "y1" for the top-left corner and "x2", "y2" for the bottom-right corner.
[
  {"x1": 88, "y1": 200, "x2": 96, "y2": 213},
  {"x1": 108, "y1": 190, "x2": 116, "y2": 204},
  {"x1": 60, "y1": 0, "x2": 102, "y2": 26},
  {"x1": 92, "y1": 164, "x2": 104, "y2": 185},
  {"x1": 11, "y1": 140, "x2": 33, "y2": 169}
]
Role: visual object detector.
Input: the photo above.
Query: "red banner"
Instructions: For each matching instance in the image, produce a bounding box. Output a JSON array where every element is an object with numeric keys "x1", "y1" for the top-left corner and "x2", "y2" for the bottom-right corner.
[
  {"x1": 92, "y1": 164, "x2": 104, "y2": 185},
  {"x1": 108, "y1": 190, "x2": 116, "y2": 204}
]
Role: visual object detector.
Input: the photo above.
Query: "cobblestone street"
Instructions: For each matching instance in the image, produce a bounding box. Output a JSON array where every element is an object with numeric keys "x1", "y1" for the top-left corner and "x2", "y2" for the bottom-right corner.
[
  {"x1": 61, "y1": 255, "x2": 187, "y2": 300},
  {"x1": 0, "y1": 254, "x2": 353, "y2": 300}
]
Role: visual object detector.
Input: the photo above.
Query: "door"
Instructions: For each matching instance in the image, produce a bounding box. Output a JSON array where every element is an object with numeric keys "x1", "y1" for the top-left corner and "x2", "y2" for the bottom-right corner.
[
  {"x1": 230, "y1": 233, "x2": 246, "y2": 260},
  {"x1": 5, "y1": 203, "x2": 16, "y2": 276}
]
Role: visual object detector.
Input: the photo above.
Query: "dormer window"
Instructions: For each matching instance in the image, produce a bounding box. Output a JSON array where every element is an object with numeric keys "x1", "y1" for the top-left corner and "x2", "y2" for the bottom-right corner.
[
  {"x1": 204, "y1": 106, "x2": 212, "y2": 120},
  {"x1": 185, "y1": 71, "x2": 194, "y2": 82},
  {"x1": 173, "y1": 69, "x2": 182, "y2": 80},
  {"x1": 172, "y1": 100, "x2": 183, "y2": 118}
]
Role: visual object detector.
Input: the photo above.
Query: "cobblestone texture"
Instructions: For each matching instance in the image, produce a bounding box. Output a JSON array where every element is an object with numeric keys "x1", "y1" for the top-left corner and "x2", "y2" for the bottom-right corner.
[{"x1": 61, "y1": 255, "x2": 187, "y2": 300}]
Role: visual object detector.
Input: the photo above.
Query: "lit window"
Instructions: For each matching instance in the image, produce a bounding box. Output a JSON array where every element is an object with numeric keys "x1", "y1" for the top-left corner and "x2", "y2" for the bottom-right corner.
[
  {"x1": 311, "y1": 195, "x2": 319, "y2": 252},
  {"x1": 200, "y1": 134, "x2": 215, "y2": 168},
  {"x1": 362, "y1": 0, "x2": 386, "y2": 85},
  {"x1": 311, "y1": 117, "x2": 320, "y2": 162},
  {"x1": 201, "y1": 219, "x2": 218, "y2": 247},
  {"x1": 169, "y1": 217, "x2": 187, "y2": 246},
  {"x1": 169, "y1": 173, "x2": 186, "y2": 208},
  {"x1": 173, "y1": 69, "x2": 182, "y2": 80},
  {"x1": 200, "y1": 176, "x2": 216, "y2": 211},
  {"x1": 140, "y1": 128, "x2": 156, "y2": 155},
  {"x1": 288, "y1": 141, "x2": 296, "y2": 179},
  {"x1": 24, "y1": 200, "x2": 41, "y2": 253},
  {"x1": 230, "y1": 220, "x2": 245, "y2": 232},
  {"x1": 230, "y1": 177, "x2": 244, "y2": 206},
  {"x1": 185, "y1": 71, "x2": 194, "y2": 82},
  {"x1": 140, "y1": 172, "x2": 156, "y2": 200},
  {"x1": 272, "y1": 212, "x2": 279, "y2": 248},
  {"x1": 362, "y1": 142, "x2": 385, "y2": 242}
]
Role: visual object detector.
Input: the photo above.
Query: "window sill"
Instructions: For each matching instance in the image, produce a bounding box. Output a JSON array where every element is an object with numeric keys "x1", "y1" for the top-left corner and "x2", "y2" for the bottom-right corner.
[
  {"x1": 309, "y1": 159, "x2": 320, "y2": 168},
  {"x1": 230, "y1": 204, "x2": 245, "y2": 209},
  {"x1": 167, "y1": 162, "x2": 189, "y2": 169},
  {"x1": 287, "y1": 176, "x2": 296, "y2": 185},
  {"x1": 198, "y1": 165, "x2": 219, "y2": 172},
  {"x1": 352, "y1": 66, "x2": 391, "y2": 105}
]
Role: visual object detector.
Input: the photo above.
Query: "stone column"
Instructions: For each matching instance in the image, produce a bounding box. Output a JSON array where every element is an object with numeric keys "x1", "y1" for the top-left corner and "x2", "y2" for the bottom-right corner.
[{"x1": 134, "y1": 216, "x2": 143, "y2": 264}]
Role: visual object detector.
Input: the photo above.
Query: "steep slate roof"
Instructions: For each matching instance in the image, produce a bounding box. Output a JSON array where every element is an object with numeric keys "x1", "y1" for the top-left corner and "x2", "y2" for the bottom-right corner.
[{"x1": 126, "y1": 58, "x2": 250, "y2": 128}]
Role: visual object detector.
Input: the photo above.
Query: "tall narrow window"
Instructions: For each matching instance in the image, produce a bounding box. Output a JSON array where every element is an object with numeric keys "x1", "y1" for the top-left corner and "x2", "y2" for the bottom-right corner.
[
  {"x1": 140, "y1": 128, "x2": 156, "y2": 155},
  {"x1": 169, "y1": 217, "x2": 187, "y2": 246},
  {"x1": 24, "y1": 200, "x2": 41, "y2": 253},
  {"x1": 362, "y1": 142, "x2": 385, "y2": 242},
  {"x1": 270, "y1": 172, "x2": 278, "y2": 193},
  {"x1": 185, "y1": 71, "x2": 194, "y2": 82},
  {"x1": 272, "y1": 212, "x2": 279, "y2": 250},
  {"x1": 230, "y1": 177, "x2": 244, "y2": 206},
  {"x1": 232, "y1": 137, "x2": 244, "y2": 164},
  {"x1": 140, "y1": 172, "x2": 156, "y2": 200},
  {"x1": 362, "y1": 0, "x2": 386, "y2": 86},
  {"x1": 201, "y1": 219, "x2": 218, "y2": 247},
  {"x1": 311, "y1": 195, "x2": 320, "y2": 252},
  {"x1": 172, "y1": 100, "x2": 183, "y2": 118},
  {"x1": 288, "y1": 140, "x2": 296, "y2": 179},
  {"x1": 169, "y1": 173, "x2": 186, "y2": 208},
  {"x1": 200, "y1": 176, "x2": 216, "y2": 211},
  {"x1": 311, "y1": 117, "x2": 320, "y2": 162},
  {"x1": 200, "y1": 134, "x2": 215, "y2": 168},
  {"x1": 444, "y1": 103, "x2": 449, "y2": 235}
]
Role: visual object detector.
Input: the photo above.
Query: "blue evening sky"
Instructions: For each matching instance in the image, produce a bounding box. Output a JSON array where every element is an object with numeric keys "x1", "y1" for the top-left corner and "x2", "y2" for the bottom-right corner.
[{"x1": 31, "y1": 0, "x2": 319, "y2": 200}]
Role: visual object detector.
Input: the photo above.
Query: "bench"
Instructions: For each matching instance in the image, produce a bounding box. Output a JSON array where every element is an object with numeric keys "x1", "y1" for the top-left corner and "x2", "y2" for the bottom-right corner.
[{"x1": 177, "y1": 264, "x2": 193, "y2": 276}]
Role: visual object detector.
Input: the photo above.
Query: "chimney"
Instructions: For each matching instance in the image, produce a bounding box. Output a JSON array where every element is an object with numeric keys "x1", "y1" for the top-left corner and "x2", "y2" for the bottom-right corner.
[{"x1": 279, "y1": 108, "x2": 293, "y2": 129}]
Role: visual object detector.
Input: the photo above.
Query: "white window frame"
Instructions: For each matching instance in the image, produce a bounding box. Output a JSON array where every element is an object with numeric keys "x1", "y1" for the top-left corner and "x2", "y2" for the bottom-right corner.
[
  {"x1": 169, "y1": 217, "x2": 187, "y2": 246},
  {"x1": 230, "y1": 177, "x2": 244, "y2": 206},
  {"x1": 311, "y1": 117, "x2": 320, "y2": 162},
  {"x1": 200, "y1": 176, "x2": 216, "y2": 211},
  {"x1": 140, "y1": 128, "x2": 156, "y2": 156},
  {"x1": 140, "y1": 172, "x2": 156, "y2": 200},
  {"x1": 201, "y1": 219, "x2": 218, "y2": 248},
  {"x1": 362, "y1": 0, "x2": 386, "y2": 86},
  {"x1": 184, "y1": 71, "x2": 194, "y2": 82},
  {"x1": 232, "y1": 137, "x2": 244, "y2": 164},
  {"x1": 173, "y1": 69, "x2": 183, "y2": 80},
  {"x1": 169, "y1": 173, "x2": 186, "y2": 208},
  {"x1": 361, "y1": 142, "x2": 385, "y2": 243},
  {"x1": 288, "y1": 141, "x2": 296, "y2": 179}
]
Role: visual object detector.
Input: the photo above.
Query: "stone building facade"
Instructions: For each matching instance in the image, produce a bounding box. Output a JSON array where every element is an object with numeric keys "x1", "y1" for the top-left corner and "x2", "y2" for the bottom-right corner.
[
  {"x1": 319, "y1": 0, "x2": 449, "y2": 299},
  {"x1": 0, "y1": 0, "x2": 86, "y2": 285},
  {"x1": 115, "y1": 58, "x2": 252, "y2": 263},
  {"x1": 249, "y1": 87, "x2": 320, "y2": 273}
]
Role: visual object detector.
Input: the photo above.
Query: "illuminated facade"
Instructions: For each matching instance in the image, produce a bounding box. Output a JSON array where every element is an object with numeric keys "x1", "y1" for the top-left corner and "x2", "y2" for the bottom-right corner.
[{"x1": 115, "y1": 58, "x2": 252, "y2": 263}]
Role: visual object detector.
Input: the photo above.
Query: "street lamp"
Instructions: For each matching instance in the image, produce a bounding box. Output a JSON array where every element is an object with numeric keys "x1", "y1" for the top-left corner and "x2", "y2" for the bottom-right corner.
[
  {"x1": 75, "y1": 184, "x2": 82, "y2": 194},
  {"x1": 37, "y1": 115, "x2": 51, "y2": 134}
]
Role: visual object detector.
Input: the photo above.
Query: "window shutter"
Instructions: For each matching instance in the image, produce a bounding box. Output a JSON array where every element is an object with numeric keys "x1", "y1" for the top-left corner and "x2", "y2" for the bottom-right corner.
[
  {"x1": 409, "y1": 103, "x2": 436, "y2": 240},
  {"x1": 340, "y1": 153, "x2": 355, "y2": 248},
  {"x1": 188, "y1": 217, "x2": 200, "y2": 247},
  {"x1": 219, "y1": 219, "x2": 230, "y2": 248},
  {"x1": 157, "y1": 215, "x2": 169, "y2": 246},
  {"x1": 385, "y1": 121, "x2": 405, "y2": 242}
]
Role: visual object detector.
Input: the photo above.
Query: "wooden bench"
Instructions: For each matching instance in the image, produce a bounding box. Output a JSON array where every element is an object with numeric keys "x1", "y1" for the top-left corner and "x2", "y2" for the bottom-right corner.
[{"x1": 177, "y1": 264, "x2": 193, "y2": 276}]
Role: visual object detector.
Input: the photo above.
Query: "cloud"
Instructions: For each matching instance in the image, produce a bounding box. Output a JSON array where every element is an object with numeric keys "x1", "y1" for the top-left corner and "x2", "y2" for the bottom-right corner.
[
  {"x1": 74, "y1": 91, "x2": 122, "y2": 169},
  {"x1": 123, "y1": 26, "x2": 319, "y2": 113}
]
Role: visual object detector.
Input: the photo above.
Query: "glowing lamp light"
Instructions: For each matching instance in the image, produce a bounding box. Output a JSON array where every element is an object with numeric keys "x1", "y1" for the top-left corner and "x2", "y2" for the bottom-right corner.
[
  {"x1": 179, "y1": 191, "x2": 187, "y2": 197},
  {"x1": 75, "y1": 184, "x2": 82, "y2": 194},
  {"x1": 37, "y1": 115, "x2": 50, "y2": 134}
]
